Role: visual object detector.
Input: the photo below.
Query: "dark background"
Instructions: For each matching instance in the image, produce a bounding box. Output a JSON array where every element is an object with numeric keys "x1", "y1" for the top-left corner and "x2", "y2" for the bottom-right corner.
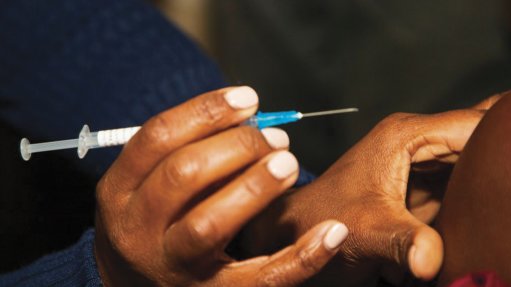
[{"x1": 212, "y1": 0, "x2": 511, "y2": 173}]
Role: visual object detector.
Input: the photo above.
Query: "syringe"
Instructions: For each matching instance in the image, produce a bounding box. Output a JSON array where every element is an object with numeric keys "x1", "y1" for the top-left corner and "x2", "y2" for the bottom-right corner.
[{"x1": 20, "y1": 108, "x2": 358, "y2": 161}]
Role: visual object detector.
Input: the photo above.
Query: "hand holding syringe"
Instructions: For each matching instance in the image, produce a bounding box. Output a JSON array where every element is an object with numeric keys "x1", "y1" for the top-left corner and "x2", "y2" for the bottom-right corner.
[{"x1": 20, "y1": 108, "x2": 357, "y2": 161}]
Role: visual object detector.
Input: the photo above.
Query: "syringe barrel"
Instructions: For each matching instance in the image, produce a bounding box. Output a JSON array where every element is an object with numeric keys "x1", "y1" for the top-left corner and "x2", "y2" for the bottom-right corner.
[
  {"x1": 77, "y1": 125, "x2": 141, "y2": 158},
  {"x1": 95, "y1": 126, "x2": 141, "y2": 147}
]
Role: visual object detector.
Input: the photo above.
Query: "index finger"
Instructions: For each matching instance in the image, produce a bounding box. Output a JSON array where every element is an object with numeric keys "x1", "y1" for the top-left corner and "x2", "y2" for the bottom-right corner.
[
  {"x1": 103, "y1": 86, "x2": 259, "y2": 192},
  {"x1": 471, "y1": 92, "x2": 505, "y2": 110}
]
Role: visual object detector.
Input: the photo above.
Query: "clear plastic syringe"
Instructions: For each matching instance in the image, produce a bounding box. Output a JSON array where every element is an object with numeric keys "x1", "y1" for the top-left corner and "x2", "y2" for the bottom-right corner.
[
  {"x1": 20, "y1": 125, "x2": 141, "y2": 161},
  {"x1": 20, "y1": 107, "x2": 358, "y2": 161}
]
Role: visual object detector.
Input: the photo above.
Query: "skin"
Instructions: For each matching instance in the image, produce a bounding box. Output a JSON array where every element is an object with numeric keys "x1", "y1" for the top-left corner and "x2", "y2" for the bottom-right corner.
[
  {"x1": 435, "y1": 93, "x2": 511, "y2": 286},
  {"x1": 93, "y1": 86, "x2": 348, "y2": 287},
  {"x1": 93, "y1": 84, "x2": 506, "y2": 286},
  {"x1": 239, "y1": 94, "x2": 502, "y2": 286}
]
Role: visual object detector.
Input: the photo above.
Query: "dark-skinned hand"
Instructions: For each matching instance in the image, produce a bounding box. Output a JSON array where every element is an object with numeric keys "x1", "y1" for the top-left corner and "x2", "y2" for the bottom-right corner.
[
  {"x1": 94, "y1": 86, "x2": 349, "y2": 286},
  {"x1": 239, "y1": 94, "x2": 502, "y2": 286}
]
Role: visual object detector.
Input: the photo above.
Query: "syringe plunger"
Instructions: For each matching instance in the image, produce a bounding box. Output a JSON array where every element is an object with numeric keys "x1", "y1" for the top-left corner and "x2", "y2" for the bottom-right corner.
[{"x1": 20, "y1": 125, "x2": 141, "y2": 161}]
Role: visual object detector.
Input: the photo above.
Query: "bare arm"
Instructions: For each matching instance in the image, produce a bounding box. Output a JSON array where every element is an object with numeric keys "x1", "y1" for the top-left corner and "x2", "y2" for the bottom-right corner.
[{"x1": 435, "y1": 94, "x2": 511, "y2": 286}]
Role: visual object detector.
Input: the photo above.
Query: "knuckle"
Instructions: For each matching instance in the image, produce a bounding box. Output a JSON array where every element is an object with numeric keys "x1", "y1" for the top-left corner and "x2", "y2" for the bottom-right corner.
[
  {"x1": 257, "y1": 268, "x2": 285, "y2": 287},
  {"x1": 255, "y1": 248, "x2": 321, "y2": 287},
  {"x1": 376, "y1": 112, "x2": 419, "y2": 142},
  {"x1": 95, "y1": 184, "x2": 110, "y2": 213},
  {"x1": 235, "y1": 127, "x2": 263, "y2": 156},
  {"x1": 193, "y1": 94, "x2": 229, "y2": 126},
  {"x1": 95, "y1": 173, "x2": 124, "y2": 210},
  {"x1": 257, "y1": 277, "x2": 277, "y2": 287},
  {"x1": 296, "y1": 247, "x2": 322, "y2": 274},
  {"x1": 241, "y1": 175, "x2": 266, "y2": 198},
  {"x1": 141, "y1": 113, "x2": 173, "y2": 147},
  {"x1": 181, "y1": 216, "x2": 222, "y2": 251},
  {"x1": 96, "y1": 177, "x2": 108, "y2": 202},
  {"x1": 369, "y1": 113, "x2": 410, "y2": 146},
  {"x1": 257, "y1": 260, "x2": 307, "y2": 287},
  {"x1": 379, "y1": 112, "x2": 415, "y2": 129},
  {"x1": 110, "y1": 229, "x2": 132, "y2": 254},
  {"x1": 163, "y1": 153, "x2": 200, "y2": 188}
]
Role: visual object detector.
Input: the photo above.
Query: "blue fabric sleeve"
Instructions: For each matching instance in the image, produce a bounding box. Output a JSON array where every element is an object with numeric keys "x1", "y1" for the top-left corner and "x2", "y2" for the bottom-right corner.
[
  {"x1": 0, "y1": 229, "x2": 101, "y2": 287},
  {"x1": 296, "y1": 166, "x2": 316, "y2": 186},
  {"x1": 0, "y1": 0, "x2": 227, "y2": 178}
]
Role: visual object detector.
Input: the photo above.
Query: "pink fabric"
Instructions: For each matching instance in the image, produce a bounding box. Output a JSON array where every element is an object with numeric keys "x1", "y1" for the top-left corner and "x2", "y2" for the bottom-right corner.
[{"x1": 448, "y1": 272, "x2": 510, "y2": 287}]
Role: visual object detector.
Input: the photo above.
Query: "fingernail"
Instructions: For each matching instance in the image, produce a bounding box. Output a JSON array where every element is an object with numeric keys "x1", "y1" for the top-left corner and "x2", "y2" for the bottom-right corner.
[
  {"x1": 323, "y1": 223, "x2": 349, "y2": 251},
  {"x1": 267, "y1": 151, "x2": 298, "y2": 180},
  {"x1": 261, "y1": 128, "x2": 290, "y2": 149},
  {"x1": 224, "y1": 86, "x2": 259, "y2": 109}
]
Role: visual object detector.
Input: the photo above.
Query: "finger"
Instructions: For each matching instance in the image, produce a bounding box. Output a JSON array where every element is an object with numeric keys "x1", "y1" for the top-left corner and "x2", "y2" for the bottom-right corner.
[
  {"x1": 408, "y1": 225, "x2": 443, "y2": 280},
  {"x1": 244, "y1": 221, "x2": 348, "y2": 287},
  {"x1": 100, "y1": 86, "x2": 259, "y2": 193},
  {"x1": 134, "y1": 127, "x2": 289, "y2": 226},
  {"x1": 471, "y1": 92, "x2": 506, "y2": 110},
  {"x1": 409, "y1": 109, "x2": 485, "y2": 163},
  {"x1": 166, "y1": 151, "x2": 299, "y2": 264},
  {"x1": 366, "y1": 206, "x2": 443, "y2": 281}
]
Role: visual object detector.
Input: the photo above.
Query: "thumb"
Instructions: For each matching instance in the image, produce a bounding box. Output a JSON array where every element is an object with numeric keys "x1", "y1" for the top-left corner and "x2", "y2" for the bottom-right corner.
[
  {"x1": 375, "y1": 208, "x2": 443, "y2": 282},
  {"x1": 407, "y1": 224, "x2": 443, "y2": 280}
]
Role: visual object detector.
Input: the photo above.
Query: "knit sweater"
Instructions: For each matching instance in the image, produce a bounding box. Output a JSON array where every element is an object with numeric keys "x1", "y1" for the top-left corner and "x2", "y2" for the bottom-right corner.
[
  {"x1": 0, "y1": 230, "x2": 100, "y2": 286},
  {"x1": 0, "y1": 0, "x2": 226, "y2": 177}
]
